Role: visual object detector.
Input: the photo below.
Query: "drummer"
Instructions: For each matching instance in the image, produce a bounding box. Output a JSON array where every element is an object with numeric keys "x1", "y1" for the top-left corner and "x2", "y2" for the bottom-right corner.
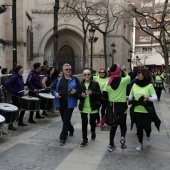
[
  {"x1": 5, "y1": 65, "x2": 27, "y2": 130},
  {"x1": 26, "y1": 62, "x2": 44, "y2": 123},
  {"x1": 41, "y1": 67, "x2": 55, "y2": 117}
]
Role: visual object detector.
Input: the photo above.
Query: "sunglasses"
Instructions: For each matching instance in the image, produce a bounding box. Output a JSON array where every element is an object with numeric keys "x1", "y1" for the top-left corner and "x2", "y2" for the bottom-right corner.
[
  {"x1": 84, "y1": 74, "x2": 91, "y2": 76},
  {"x1": 64, "y1": 68, "x2": 72, "y2": 71},
  {"x1": 137, "y1": 71, "x2": 142, "y2": 74},
  {"x1": 99, "y1": 72, "x2": 105, "y2": 73}
]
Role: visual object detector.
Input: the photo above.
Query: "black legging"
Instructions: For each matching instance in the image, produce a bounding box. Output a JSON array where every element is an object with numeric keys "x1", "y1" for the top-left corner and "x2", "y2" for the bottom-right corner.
[
  {"x1": 155, "y1": 87, "x2": 162, "y2": 100},
  {"x1": 109, "y1": 123, "x2": 127, "y2": 146},
  {"x1": 96, "y1": 99, "x2": 108, "y2": 121},
  {"x1": 135, "y1": 112, "x2": 152, "y2": 144}
]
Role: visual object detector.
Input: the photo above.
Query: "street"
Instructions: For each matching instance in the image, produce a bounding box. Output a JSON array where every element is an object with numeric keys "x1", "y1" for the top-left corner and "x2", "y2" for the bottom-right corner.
[{"x1": 0, "y1": 92, "x2": 170, "y2": 170}]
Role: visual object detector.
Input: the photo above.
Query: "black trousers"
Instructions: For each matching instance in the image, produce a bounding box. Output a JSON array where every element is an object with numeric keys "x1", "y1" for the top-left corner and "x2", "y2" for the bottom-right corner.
[
  {"x1": 135, "y1": 112, "x2": 152, "y2": 144},
  {"x1": 59, "y1": 107, "x2": 74, "y2": 141},
  {"x1": 12, "y1": 95, "x2": 25, "y2": 122},
  {"x1": 109, "y1": 114, "x2": 127, "y2": 146},
  {"x1": 81, "y1": 113, "x2": 97, "y2": 140}
]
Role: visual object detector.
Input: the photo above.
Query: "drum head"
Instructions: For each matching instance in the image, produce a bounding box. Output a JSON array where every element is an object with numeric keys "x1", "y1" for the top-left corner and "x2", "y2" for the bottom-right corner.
[
  {"x1": 0, "y1": 103, "x2": 18, "y2": 112},
  {"x1": 39, "y1": 93, "x2": 55, "y2": 99},
  {"x1": 22, "y1": 96, "x2": 39, "y2": 101}
]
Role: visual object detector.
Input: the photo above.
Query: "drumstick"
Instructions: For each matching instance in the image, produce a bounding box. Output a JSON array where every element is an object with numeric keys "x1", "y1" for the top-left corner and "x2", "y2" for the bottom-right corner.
[{"x1": 18, "y1": 90, "x2": 25, "y2": 93}]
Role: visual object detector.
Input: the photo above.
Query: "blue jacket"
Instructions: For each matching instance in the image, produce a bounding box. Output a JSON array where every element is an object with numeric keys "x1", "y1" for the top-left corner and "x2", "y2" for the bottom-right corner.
[
  {"x1": 5, "y1": 73, "x2": 24, "y2": 97},
  {"x1": 52, "y1": 76, "x2": 79, "y2": 108},
  {"x1": 26, "y1": 69, "x2": 43, "y2": 90}
]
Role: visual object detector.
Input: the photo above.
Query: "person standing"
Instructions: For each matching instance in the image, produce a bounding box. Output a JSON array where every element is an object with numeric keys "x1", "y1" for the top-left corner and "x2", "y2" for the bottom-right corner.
[
  {"x1": 77, "y1": 69, "x2": 101, "y2": 147},
  {"x1": 102, "y1": 64, "x2": 130, "y2": 151},
  {"x1": 154, "y1": 70, "x2": 164, "y2": 101},
  {"x1": 52, "y1": 63, "x2": 79, "y2": 146},
  {"x1": 26, "y1": 62, "x2": 44, "y2": 123},
  {"x1": 1, "y1": 68, "x2": 11, "y2": 104},
  {"x1": 40, "y1": 60, "x2": 49, "y2": 76},
  {"x1": 93, "y1": 68, "x2": 109, "y2": 128},
  {"x1": 128, "y1": 69, "x2": 160, "y2": 152},
  {"x1": 5, "y1": 65, "x2": 27, "y2": 130},
  {"x1": 41, "y1": 67, "x2": 55, "y2": 116}
]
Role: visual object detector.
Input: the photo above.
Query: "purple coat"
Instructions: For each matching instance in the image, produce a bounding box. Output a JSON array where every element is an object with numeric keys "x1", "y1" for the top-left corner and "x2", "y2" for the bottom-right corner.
[{"x1": 5, "y1": 73, "x2": 24, "y2": 97}]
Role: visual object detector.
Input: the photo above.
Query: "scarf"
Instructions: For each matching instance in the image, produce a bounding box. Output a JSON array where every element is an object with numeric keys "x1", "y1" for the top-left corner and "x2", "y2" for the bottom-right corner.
[
  {"x1": 135, "y1": 79, "x2": 150, "y2": 87},
  {"x1": 108, "y1": 64, "x2": 121, "y2": 85}
]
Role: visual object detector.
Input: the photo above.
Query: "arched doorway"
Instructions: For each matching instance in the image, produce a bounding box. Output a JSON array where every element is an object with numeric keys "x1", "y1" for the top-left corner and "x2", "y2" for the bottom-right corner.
[{"x1": 58, "y1": 45, "x2": 75, "y2": 73}]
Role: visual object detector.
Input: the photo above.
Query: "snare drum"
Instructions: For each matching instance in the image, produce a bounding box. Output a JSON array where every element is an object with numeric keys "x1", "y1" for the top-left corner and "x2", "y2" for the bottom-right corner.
[
  {"x1": 21, "y1": 96, "x2": 40, "y2": 111},
  {"x1": 39, "y1": 93, "x2": 54, "y2": 111},
  {"x1": 0, "y1": 103, "x2": 18, "y2": 124}
]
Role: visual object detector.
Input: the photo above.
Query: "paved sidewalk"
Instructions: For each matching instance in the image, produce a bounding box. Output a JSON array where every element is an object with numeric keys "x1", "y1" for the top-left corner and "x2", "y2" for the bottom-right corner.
[{"x1": 0, "y1": 92, "x2": 170, "y2": 170}]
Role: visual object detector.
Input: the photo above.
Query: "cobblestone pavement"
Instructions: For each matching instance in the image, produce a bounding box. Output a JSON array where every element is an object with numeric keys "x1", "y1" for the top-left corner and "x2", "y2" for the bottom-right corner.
[{"x1": 0, "y1": 92, "x2": 170, "y2": 170}]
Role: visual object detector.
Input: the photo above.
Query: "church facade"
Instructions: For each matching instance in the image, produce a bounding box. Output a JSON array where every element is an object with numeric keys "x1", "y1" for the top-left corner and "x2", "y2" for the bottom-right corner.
[{"x1": 0, "y1": 0, "x2": 132, "y2": 73}]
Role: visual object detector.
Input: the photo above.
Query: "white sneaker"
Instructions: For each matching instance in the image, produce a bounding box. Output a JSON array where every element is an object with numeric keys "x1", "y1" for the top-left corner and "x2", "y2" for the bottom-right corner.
[
  {"x1": 136, "y1": 143, "x2": 143, "y2": 152},
  {"x1": 147, "y1": 137, "x2": 152, "y2": 147}
]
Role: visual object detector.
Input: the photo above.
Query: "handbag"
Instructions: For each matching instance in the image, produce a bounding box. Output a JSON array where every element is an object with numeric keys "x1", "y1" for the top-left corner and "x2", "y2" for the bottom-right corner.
[{"x1": 105, "y1": 102, "x2": 119, "y2": 126}]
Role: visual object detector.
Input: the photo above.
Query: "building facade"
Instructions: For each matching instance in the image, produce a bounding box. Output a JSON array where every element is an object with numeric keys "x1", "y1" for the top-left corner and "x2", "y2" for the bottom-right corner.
[
  {"x1": 130, "y1": 0, "x2": 170, "y2": 71},
  {"x1": 0, "y1": 0, "x2": 132, "y2": 73}
]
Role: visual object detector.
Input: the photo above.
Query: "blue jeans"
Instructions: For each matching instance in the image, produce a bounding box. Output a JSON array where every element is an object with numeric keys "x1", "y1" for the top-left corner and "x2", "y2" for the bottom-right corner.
[{"x1": 59, "y1": 107, "x2": 74, "y2": 141}]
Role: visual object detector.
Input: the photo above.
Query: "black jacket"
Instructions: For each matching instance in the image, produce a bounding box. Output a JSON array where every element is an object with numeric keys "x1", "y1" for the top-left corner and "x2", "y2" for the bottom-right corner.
[
  {"x1": 129, "y1": 97, "x2": 161, "y2": 131},
  {"x1": 76, "y1": 80, "x2": 101, "y2": 112}
]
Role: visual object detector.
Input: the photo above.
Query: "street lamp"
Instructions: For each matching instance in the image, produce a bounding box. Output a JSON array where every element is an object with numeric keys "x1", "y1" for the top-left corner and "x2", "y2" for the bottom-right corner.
[
  {"x1": 111, "y1": 42, "x2": 116, "y2": 65},
  {"x1": 0, "y1": 4, "x2": 7, "y2": 14},
  {"x1": 89, "y1": 27, "x2": 98, "y2": 71},
  {"x1": 128, "y1": 49, "x2": 133, "y2": 70}
]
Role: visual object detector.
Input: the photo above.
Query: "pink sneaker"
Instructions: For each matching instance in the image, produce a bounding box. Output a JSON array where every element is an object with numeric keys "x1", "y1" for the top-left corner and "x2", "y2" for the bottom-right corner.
[{"x1": 96, "y1": 120, "x2": 100, "y2": 126}]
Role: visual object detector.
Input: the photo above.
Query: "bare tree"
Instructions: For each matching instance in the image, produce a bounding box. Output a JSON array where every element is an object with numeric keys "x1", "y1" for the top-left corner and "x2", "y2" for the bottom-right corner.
[
  {"x1": 85, "y1": 0, "x2": 123, "y2": 68},
  {"x1": 125, "y1": 0, "x2": 170, "y2": 85},
  {"x1": 61, "y1": 0, "x2": 98, "y2": 68}
]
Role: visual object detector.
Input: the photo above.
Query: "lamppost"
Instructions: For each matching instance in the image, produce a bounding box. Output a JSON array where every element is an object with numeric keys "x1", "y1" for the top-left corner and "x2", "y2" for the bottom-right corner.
[
  {"x1": 12, "y1": 0, "x2": 17, "y2": 69},
  {"x1": 53, "y1": 0, "x2": 59, "y2": 69},
  {"x1": 111, "y1": 42, "x2": 116, "y2": 65},
  {"x1": 128, "y1": 49, "x2": 133, "y2": 70},
  {"x1": 89, "y1": 28, "x2": 98, "y2": 71}
]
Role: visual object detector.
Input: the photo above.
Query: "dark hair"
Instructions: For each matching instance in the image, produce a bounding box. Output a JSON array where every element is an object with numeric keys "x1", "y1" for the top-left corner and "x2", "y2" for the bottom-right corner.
[
  {"x1": 1, "y1": 68, "x2": 8, "y2": 74},
  {"x1": 43, "y1": 60, "x2": 48, "y2": 66},
  {"x1": 140, "y1": 68, "x2": 151, "y2": 82},
  {"x1": 47, "y1": 67, "x2": 54, "y2": 75},
  {"x1": 13, "y1": 65, "x2": 23, "y2": 73},
  {"x1": 33, "y1": 62, "x2": 41, "y2": 69}
]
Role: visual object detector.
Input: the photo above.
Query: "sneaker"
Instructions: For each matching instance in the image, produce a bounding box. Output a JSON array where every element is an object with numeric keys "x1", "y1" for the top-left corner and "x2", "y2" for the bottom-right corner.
[
  {"x1": 91, "y1": 132, "x2": 96, "y2": 140},
  {"x1": 136, "y1": 143, "x2": 143, "y2": 152},
  {"x1": 96, "y1": 120, "x2": 100, "y2": 126},
  {"x1": 60, "y1": 140, "x2": 66, "y2": 146},
  {"x1": 147, "y1": 137, "x2": 152, "y2": 147},
  {"x1": 100, "y1": 118, "x2": 105, "y2": 128},
  {"x1": 80, "y1": 139, "x2": 88, "y2": 147},
  {"x1": 107, "y1": 144, "x2": 116, "y2": 152},
  {"x1": 120, "y1": 138, "x2": 127, "y2": 149}
]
